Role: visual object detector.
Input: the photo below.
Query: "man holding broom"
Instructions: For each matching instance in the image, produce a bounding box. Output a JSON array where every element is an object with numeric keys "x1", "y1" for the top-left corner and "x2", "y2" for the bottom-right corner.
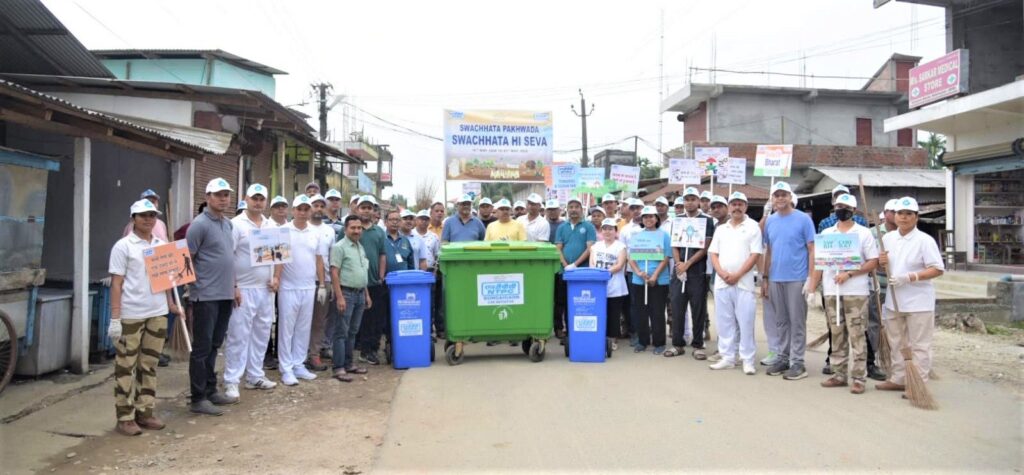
[{"x1": 877, "y1": 197, "x2": 944, "y2": 396}]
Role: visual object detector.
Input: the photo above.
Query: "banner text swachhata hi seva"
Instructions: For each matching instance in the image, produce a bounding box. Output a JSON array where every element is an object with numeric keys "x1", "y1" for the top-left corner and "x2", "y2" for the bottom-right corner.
[{"x1": 444, "y1": 110, "x2": 553, "y2": 183}]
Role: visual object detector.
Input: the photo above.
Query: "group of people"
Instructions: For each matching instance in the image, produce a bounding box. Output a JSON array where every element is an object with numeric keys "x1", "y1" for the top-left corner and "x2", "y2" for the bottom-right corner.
[{"x1": 105, "y1": 177, "x2": 944, "y2": 436}]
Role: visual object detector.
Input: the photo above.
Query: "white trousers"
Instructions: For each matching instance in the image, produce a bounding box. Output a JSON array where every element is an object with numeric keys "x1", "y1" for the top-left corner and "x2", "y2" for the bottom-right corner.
[
  {"x1": 715, "y1": 286, "x2": 757, "y2": 364},
  {"x1": 223, "y1": 287, "x2": 275, "y2": 384},
  {"x1": 277, "y1": 288, "x2": 314, "y2": 375}
]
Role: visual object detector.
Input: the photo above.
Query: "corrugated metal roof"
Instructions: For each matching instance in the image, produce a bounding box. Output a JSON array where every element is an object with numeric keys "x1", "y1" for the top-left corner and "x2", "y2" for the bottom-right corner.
[
  {"x1": 91, "y1": 49, "x2": 287, "y2": 75},
  {"x1": 810, "y1": 166, "x2": 946, "y2": 188},
  {"x1": 0, "y1": 0, "x2": 114, "y2": 78},
  {"x1": 107, "y1": 113, "x2": 233, "y2": 155}
]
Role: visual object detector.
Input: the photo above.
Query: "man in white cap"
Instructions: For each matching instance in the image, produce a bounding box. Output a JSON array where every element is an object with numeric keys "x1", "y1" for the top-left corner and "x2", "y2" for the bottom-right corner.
[
  {"x1": 545, "y1": 199, "x2": 564, "y2": 243},
  {"x1": 306, "y1": 193, "x2": 338, "y2": 372},
  {"x1": 223, "y1": 184, "x2": 278, "y2": 400},
  {"x1": 236, "y1": 199, "x2": 247, "y2": 215},
  {"x1": 186, "y1": 178, "x2": 239, "y2": 415},
  {"x1": 707, "y1": 191, "x2": 762, "y2": 374},
  {"x1": 708, "y1": 195, "x2": 729, "y2": 227},
  {"x1": 478, "y1": 197, "x2": 497, "y2": 227},
  {"x1": 762, "y1": 181, "x2": 816, "y2": 381},
  {"x1": 806, "y1": 194, "x2": 879, "y2": 394},
  {"x1": 699, "y1": 190, "x2": 713, "y2": 214},
  {"x1": 269, "y1": 196, "x2": 290, "y2": 227},
  {"x1": 554, "y1": 196, "x2": 597, "y2": 339},
  {"x1": 273, "y1": 195, "x2": 326, "y2": 385},
  {"x1": 517, "y1": 193, "x2": 550, "y2": 242},
  {"x1": 413, "y1": 209, "x2": 443, "y2": 338},
  {"x1": 876, "y1": 197, "x2": 944, "y2": 394},
  {"x1": 354, "y1": 195, "x2": 388, "y2": 365},
  {"x1": 601, "y1": 194, "x2": 621, "y2": 226},
  {"x1": 513, "y1": 200, "x2": 527, "y2": 220},
  {"x1": 665, "y1": 187, "x2": 716, "y2": 360},
  {"x1": 653, "y1": 196, "x2": 670, "y2": 223},
  {"x1": 400, "y1": 209, "x2": 430, "y2": 271},
  {"x1": 122, "y1": 189, "x2": 169, "y2": 242},
  {"x1": 817, "y1": 184, "x2": 868, "y2": 232},
  {"x1": 324, "y1": 189, "x2": 345, "y2": 239},
  {"x1": 487, "y1": 198, "x2": 527, "y2": 241},
  {"x1": 589, "y1": 206, "x2": 606, "y2": 231}
]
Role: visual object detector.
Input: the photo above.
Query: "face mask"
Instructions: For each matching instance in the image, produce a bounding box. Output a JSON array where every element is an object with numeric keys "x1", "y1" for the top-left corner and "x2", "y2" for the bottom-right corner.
[{"x1": 835, "y1": 208, "x2": 853, "y2": 222}]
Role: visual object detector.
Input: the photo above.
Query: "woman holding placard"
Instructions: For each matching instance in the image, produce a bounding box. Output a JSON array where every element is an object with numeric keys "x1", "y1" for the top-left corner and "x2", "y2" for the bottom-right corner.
[
  {"x1": 627, "y1": 206, "x2": 672, "y2": 354},
  {"x1": 591, "y1": 218, "x2": 629, "y2": 351}
]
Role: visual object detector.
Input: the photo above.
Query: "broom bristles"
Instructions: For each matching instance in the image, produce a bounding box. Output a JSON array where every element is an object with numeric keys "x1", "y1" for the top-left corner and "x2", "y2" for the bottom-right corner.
[
  {"x1": 878, "y1": 326, "x2": 893, "y2": 373},
  {"x1": 901, "y1": 347, "x2": 938, "y2": 410},
  {"x1": 808, "y1": 331, "x2": 830, "y2": 349},
  {"x1": 167, "y1": 312, "x2": 192, "y2": 362}
]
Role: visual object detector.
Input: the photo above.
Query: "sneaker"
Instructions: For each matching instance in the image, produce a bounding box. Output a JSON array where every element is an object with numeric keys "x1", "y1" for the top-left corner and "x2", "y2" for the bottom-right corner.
[
  {"x1": 359, "y1": 352, "x2": 381, "y2": 366},
  {"x1": 244, "y1": 378, "x2": 278, "y2": 390},
  {"x1": 294, "y1": 367, "x2": 318, "y2": 381},
  {"x1": 209, "y1": 392, "x2": 239, "y2": 406},
  {"x1": 707, "y1": 352, "x2": 723, "y2": 363},
  {"x1": 189, "y1": 400, "x2": 224, "y2": 416},
  {"x1": 867, "y1": 365, "x2": 887, "y2": 381},
  {"x1": 611, "y1": 341, "x2": 618, "y2": 351},
  {"x1": 760, "y1": 352, "x2": 778, "y2": 366},
  {"x1": 742, "y1": 361, "x2": 756, "y2": 375},
  {"x1": 280, "y1": 372, "x2": 299, "y2": 386},
  {"x1": 820, "y1": 376, "x2": 848, "y2": 388},
  {"x1": 224, "y1": 383, "x2": 240, "y2": 399},
  {"x1": 305, "y1": 356, "x2": 328, "y2": 372},
  {"x1": 766, "y1": 360, "x2": 790, "y2": 376},
  {"x1": 709, "y1": 359, "x2": 735, "y2": 370},
  {"x1": 783, "y1": 364, "x2": 808, "y2": 380},
  {"x1": 263, "y1": 357, "x2": 278, "y2": 371},
  {"x1": 116, "y1": 420, "x2": 143, "y2": 436}
]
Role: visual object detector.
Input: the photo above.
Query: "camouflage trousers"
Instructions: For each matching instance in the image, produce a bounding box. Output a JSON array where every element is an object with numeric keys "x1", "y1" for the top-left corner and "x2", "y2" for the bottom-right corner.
[
  {"x1": 113, "y1": 316, "x2": 167, "y2": 421},
  {"x1": 824, "y1": 295, "x2": 868, "y2": 382}
]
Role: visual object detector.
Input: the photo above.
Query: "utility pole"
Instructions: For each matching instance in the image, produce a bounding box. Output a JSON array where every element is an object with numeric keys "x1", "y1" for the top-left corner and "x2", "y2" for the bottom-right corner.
[
  {"x1": 658, "y1": 8, "x2": 665, "y2": 167},
  {"x1": 571, "y1": 89, "x2": 595, "y2": 167},
  {"x1": 312, "y1": 82, "x2": 333, "y2": 188}
]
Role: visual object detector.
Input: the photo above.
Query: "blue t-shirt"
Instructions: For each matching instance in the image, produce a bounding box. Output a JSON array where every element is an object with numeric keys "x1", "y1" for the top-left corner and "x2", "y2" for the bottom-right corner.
[
  {"x1": 629, "y1": 229, "x2": 672, "y2": 286},
  {"x1": 555, "y1": 220, "x2": 597, "y2": 269},
  {"x1": 764, "y1": 211, "x2": 816, "y2": 282},
  {"x1": 441, "y1": 215, "x2": 486, "y2": 242}
]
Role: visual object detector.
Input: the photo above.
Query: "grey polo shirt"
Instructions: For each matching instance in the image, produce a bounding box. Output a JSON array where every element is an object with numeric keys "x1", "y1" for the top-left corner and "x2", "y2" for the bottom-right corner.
[{"x1": 186, "y1": 209, "x2": 236, "y2": 302}]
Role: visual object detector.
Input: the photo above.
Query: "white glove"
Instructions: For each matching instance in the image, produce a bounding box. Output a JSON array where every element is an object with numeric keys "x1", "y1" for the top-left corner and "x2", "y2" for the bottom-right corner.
[
  {"x1": 564, "y1": 264, "x2": 577, "y2": 271},
  {"x1": 108, "y1": 318, "x2": 122, "y2": 339},
  {"x1": 801, "y1": 280, "x2": 815, "y2": 296},
  {"x1": 99, "y1": 276, "x2": 112, "y2": 287},
  {"x1": 316, "y1": 287, "x2": 328, "y2": 304},
  {"x1": 889, "y1": 273, "x2": 913, "y2": 288},
  {"x1": 805, "y1": 290, "x2": 818, "y2": 308}
]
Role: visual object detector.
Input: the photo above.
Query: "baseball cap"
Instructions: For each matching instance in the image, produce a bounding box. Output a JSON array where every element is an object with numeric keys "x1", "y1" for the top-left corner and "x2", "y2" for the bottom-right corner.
[
  {"x1": 310, "y1": 193, "x2": 326, "y2": 204},
  {"x1": 527, "y1": 193, "x2": 544, "y2": 204},
  {"x1": 832, "y1": 184, "x2": 851, "y2": 195},
  {"x1": 602, "y1": 193, "x2": 618, "y2": 203},
  {"x1": 894, "y1": 196, "x2": 919, "y2": 212},
  {"x1": 304, "y1": 181, "x2": 320, "y2": 192},
  {"x1": 270, "y1": 195, "x2": 288, "y2": 207},
  {"x1": 457, "y1": 194, "x2": 473, "y2": 204},
  {"x1": 416, "y1": 209, "x2": 430, "y2": 218},
  {"x1": 513, "y1": 200, "x2": 526, "y2": 209},
  {"x1": 479, "y1": 197, "x2": 493, "y2": 206},
  {"x1": 325, "y1": 188, "x2": 342, "y2": 200},
  {"x1": 699, "y1": 191, "x2": 712, "y2": 200},
  {"x1": 628, "y1": 198, "x2": 643, "y2": 208},
  {"x1": 357, "y1": 195, "x2": 378, "y2": 206},
  {"x1": 683, "y1": 187, "x2": 700, "y2": 198},
  {"x1": 654, "y1": 196, "x2": 669, "y2": 206},
  {"x1": 237, "y1": 200, "x2": 247, "y2": 210},
  {"x1": 245, "y1": 183, "x2": 267, "y2": 198},
  {"x1": 711, "y1": 195, "x2": 728, "y2": 206},
  {"x1": 139, "y1": 189, "x2": 160, "y2": 200},
  {"x1": 205, "y1": 177, "x2": 233, "y2": 194},
  {"x1": 772, "y1": 181, "x2": 794, "y2": 195},
  {"x1": 835, "y1": 194, "x2": 858, "y2": 208},
  {"x1": 545, "y1": 199, "x2": 560, "y2": 209},
  {"x1": 884, "y1": 199, "x2": 898, "y2": 211},
  {"x1": 600, "y1": 218, "x2": 618, "y2": 228},
  {"x1": 129, "y1": 198, "x2": 162, "y2": 217},
  {"x1": 590, "y1": 206, "x2": 605, "y2": 216},
  {"x1": 495, "y1": 198, "x2": 512, "y2": 209},
  {"x1": 350, "y1": 195, "x2": 360, "y2": 204},
  {"x1": 292, "y1": 194, "x2": 312, "y2": 208},
  {"x1": 400, "y1": 209, "x2": 416, "y2": 218},
  {"x1": 728, "y1": 191, "x2": 748, "y2": 203},
  {"x1": 673, "y1": 196, "x2": 686, "y2": 206},
  {"x1": 640, "y1": 206, "x2": 658, "y2": 216},
  {"x1": 567, "y1": 196, "x2": 583, "y2": 206}
]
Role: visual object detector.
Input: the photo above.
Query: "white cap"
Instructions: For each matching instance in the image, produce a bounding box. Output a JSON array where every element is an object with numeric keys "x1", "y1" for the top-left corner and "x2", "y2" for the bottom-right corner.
[
  {"x1": 728, "y1": 191, "x2": 748, "y2": 203},
  {"x1": 527, "y1": 193, "x2": 544, "y2": 204},
  {"x1": 832, "y1": 184, "x2": 851, "y2": 195},
  {"x1": 654, "y1": 196, "x2": 669, "y2": 206},
  {"x1": 237, "y1": 200, "x2": 247, "y2": 210},
  {"x1": 495, "y1": 198, "x2": 512, "y2": 209},
  {"x1": 292, "y1": 194, "x2": 313, "y2": 208},
  {"x1": 310, "y1": 193, "x2": 326, "y2": 204},
  {"x1": 205, "y1": 177, "x2": 233, "y2": 194},
  {"x1": 358, "y1": 195, "x2": 378, "y2": 206},
  {"x1": 628, "y1": 198, "x2": 644, "y2": 208},
  {"x1": 640, "y1": 206, "x2": 658, "y2": 216},
  {"x1": 699, "y1": 191, "x2": 712, "y2": 200},
  {"x1": 683, "y1": 187, "x2": 700, "y2": 198},
  {"x1": 835, "y1": 194, "x2": 858, "y2": 208},
  {"x1": 545, "y1": 199, "x2": 560, "y2": 209},
  {"x1": 590, "y1": 206, "x2": 605, "y2": 215},
  {"x1": 416, "y1": 209, "x2": 430, "y2": 218},
  {"x1": 457, "y1": 194, "x2": 473, "y2": 204},
  {"x1": 350, "y1": 195, "x2": 361, "y2": 204},
  {"x1": 673, "y1": 196, "x2": 686, "y2": 206},
  {"x1": 894, "y1": 196, "x2": 919, "y2": 212},
  {"x1": 271, "y1": 195, "x2": 288, "y2": 207},
  {"x1": 772, "y1": 181, "x2": 794, "y2": 195},
  {"x1": 245, "y1": 183, "x2": 267, "y2": 197},
  {"x1": 884, "y1": 199, "x2": 898, "y2": 211},
  {"x1": 567, "y1": 196, "x2": 583, "y2": 206},
  {"x1": 711, "y1": 195, "x2": 728, "y2": 206},
  {"x1": 600, "y1": 218, "x2": 618, "y2": 228},
  {"x1": 479, "y1": 197, "x2": 493, "y2": 206},
  {"x1": 129, "y1": 198, "x2": 162, "y2": 217},
  {"x1": 513, "y1": 200, "x2": 526, "y2": 209},
  {"x1": 400, "y1": 209, "x2": 416, "y2": 218},
  {"x1": 602, "y1": 193, "x2": 618, "y2": 203},
  {"x1": 325, "y1": 188, "x2": 343, "y2": 200}
]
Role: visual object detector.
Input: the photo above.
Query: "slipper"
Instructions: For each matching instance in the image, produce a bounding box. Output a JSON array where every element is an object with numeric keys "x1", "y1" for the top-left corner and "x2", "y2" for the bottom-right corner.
[
  {"x1": 663, "y1": 347, "x2": 684, "y2": 357},
  {"x1": 345, "y1": 367, "x2": 368, "y2": 375},
  {"x1": 693, "y1": 349, "x2": 707, "y2": 360},
  {"x1": 333, "y1": 371, "x2": 354, "y2": 383}
]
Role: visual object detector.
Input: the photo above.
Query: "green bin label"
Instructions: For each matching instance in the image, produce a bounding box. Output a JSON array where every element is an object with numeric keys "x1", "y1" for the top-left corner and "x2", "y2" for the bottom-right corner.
[{"x1": 477, "y1": 273, "x2": 524, "y2": 306}]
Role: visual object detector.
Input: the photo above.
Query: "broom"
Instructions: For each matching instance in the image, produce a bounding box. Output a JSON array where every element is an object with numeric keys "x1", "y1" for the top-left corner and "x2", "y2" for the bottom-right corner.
[
  {"x1": 857, "y1": 176, "x2": 892, "y2": 372},
  {"x1": 808, "y1": 332, "x2": 829, "y2": 349},
  {"x1": 167, "y1": 285, "x2": 192, "y2": 361},
  {"x1": 902, "y1": 347, "x2": 938, "y2": 410}
]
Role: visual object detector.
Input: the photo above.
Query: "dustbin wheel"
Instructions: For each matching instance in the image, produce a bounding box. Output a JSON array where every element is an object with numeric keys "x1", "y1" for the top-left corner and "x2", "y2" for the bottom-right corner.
[
  {"x1": 606, "y1": 338, "x2": 613, "y2": 358},
  {"x1": 445, "y1": 344, "x2": 464, "y2": 366},
  {"x1": 521, "y1": 338, "x2": 531, "y2": 355},
  {"x1": 528, "y1": 340, "x2": 545, "y2": 363},
  {"x1": 444, "y1": 340, "x2": 454, "y2": 351}
]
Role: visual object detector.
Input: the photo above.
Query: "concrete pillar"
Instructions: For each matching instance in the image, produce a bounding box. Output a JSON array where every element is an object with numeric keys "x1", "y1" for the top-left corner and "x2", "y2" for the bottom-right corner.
[
  {"x1": 951, "y1": 172, "x2": 975, "y2": 262},
  {"x1": 171, "y1": 158, "x2": 194, "y2": 231},
  {"x1": 69, "y1": 137, "x2": 91, "y2": 374},
  {"x1": 278, "y1": 139, "x2": 286, "y2": 198}
]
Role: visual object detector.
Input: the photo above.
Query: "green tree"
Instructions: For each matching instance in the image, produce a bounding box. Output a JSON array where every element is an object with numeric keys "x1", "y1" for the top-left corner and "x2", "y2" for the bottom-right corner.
[
  {"x1": 637, "y1": 156, "x2": 661, "y2": 180},
  {"x1": 481, "y1": 183, "x2": 515, "y2": 201},
  {"x1": 918, "y1": 132, "x2": 946, "y2": 169}
]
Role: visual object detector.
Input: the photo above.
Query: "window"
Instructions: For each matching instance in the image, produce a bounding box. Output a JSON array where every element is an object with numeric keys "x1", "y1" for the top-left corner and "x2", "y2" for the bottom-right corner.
[
  {"x1": 856, "y1": 118, "x2": 872, "y2": 146},
  {"x1": 897, "y1": 128, "x2": 913, "y2": 147}
]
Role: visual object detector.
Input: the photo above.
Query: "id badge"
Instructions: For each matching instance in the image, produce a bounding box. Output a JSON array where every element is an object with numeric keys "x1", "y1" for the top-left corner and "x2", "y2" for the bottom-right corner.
[{"x1": 396, "y1": 254, "x2": 404, "y2": 263}]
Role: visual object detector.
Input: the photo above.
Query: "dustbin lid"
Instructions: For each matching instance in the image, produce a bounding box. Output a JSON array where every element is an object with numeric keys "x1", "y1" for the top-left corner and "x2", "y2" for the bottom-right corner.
[
  {"x1": 562, "y1": 267, "x2": 611, "y2": 282},
  {"x1": 385, "y1": 270, "x2": 436, "y2": 285},
  {"x1": 438, "y1": 241, "x2": 561, "y2": 262}
]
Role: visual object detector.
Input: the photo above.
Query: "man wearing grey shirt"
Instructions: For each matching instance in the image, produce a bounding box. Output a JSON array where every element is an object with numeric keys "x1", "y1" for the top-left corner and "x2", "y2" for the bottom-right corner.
[{"x1": 186, "y1": 178, "x2": 240, "y2": 415}]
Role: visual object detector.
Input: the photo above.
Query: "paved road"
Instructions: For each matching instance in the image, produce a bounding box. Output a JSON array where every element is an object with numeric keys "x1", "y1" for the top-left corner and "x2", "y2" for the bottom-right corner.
[{"x1": 375, "y1": 309, "x2": 1022, "y2": 473}]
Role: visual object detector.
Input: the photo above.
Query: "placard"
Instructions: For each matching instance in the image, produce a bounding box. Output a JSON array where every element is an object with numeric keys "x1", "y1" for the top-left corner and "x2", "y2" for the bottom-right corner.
[
  {"x1": 143, "y1": 240, "x2": 196, "y2": 293},
  {"x1": 814, "y1": 234, "x2": 863, "y2": 271},
  {"x1": 576, "y1": 167, "x2": 605, "y2": 189},
  {"x1": 668, "y1": 158, "x2": 701, "y2": 185},
  {"x1": 249, "y1": 227, "x2": 293, "y2": 267},
  {"x1": 695, "y1": 147, "x2": 729, "y2": 177},
  {"x1": 444, "y1": 109, "x2": 552, "y2": 182},
  {"x1": 628, "y1": 232, "x2": 666, "y2": 261},
  {"x1": 669, "y1": 217, "x2": 708, "y2": 249},
  {"x1": 754, "y1": 144, "x2": 793, "y2": 177},
  {"x1": 610, "y1": 164, "x2": 640, "y2": 192},
  {"x1": 551, "y1": 164, "x2": 580, "y2": 190},
  {"x1": 477, "y1": 273, "x2": 525, "y2": 306},
  {"x1": 718, "y1": 158, "x2": 747, "y2": 185},
  {"x1": 462, "y1": 182, "x2": 482, "y2": 200}
]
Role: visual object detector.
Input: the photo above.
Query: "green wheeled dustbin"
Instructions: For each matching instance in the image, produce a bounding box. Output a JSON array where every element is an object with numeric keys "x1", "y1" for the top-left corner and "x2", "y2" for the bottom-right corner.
[{"x1": 437, "y1": 241, "x2": 562, "y2": 365}]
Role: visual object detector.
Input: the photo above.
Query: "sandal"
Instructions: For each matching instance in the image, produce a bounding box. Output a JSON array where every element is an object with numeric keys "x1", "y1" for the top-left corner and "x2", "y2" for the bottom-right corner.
[
  {"x1": 662, "y1": 347, "x2": 684, "y2": 358},
  {"x1": 345, "y1": 366, "x2": 368, "y2": 375},
  {"x1": 693, "y1": 349, "x2": 707, "y2": 360},
  {"x1": 333, "y1": 371, "x2": 354, "y2": 383}
]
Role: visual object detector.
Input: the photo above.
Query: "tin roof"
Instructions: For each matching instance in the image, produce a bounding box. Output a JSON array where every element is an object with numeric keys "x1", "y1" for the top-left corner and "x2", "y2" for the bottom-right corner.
[
  {"x1": 0, "y1": 0, "x2": 114, "y2": 78},
  {"x1": 91, "y1": 49, "x2": 287, "y2": 76}
]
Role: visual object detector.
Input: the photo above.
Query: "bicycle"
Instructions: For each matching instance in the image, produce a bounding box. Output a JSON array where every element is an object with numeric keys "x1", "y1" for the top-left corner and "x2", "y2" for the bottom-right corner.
[{"x1": 0, "y1": 309, "x2": 17, "y2": 394}]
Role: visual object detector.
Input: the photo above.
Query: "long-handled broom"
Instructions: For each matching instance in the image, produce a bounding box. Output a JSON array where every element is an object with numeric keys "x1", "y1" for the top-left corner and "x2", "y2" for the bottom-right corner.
[
  {"x1": 902, "y1": 347, "x2": 938, "y2": 410},
  {"x1": 167, "y1": 285, "x2": 192, "y2": 361},
  {"x1": 857, "y1": 176, "x2": 892, "y2": 372}
]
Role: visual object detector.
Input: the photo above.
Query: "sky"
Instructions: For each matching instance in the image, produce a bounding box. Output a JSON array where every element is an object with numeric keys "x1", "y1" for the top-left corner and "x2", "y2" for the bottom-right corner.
[{"x1": 43, "y1": 0, "x2": 947, "y2": 204}]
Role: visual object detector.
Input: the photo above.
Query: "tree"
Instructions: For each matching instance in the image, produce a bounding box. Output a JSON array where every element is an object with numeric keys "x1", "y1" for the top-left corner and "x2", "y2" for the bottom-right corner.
[
  {"x1": 637, "y1": 156, "x2": 661, "y2": 180},
  {"x1": 389, "y1": 193, "x2": 410, "y2": 208},
  {"x1": 414, "y1": 178, "x2": 440, "y2": 211},
  {"x1": 918, "y1": 132, "x2": 946, "y2": 169},
  {"x1": 481, "y1": 183, "x2": 515, "y2": 201}
]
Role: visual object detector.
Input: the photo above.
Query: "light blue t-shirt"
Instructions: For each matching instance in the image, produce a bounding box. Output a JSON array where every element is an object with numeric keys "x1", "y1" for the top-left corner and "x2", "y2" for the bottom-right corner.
[
  {"x1": 629, "y1": 229, "x2": 672, "y2": 286},
  {"x1": 764, "y1": 210, "x2": 816, "y2": 282}
]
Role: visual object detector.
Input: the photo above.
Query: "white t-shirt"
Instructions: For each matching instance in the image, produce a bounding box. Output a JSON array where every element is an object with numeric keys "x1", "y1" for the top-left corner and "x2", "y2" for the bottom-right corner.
[
  {"x1": 882, "y1": 228, "x2": 945, "y2": 313},
  {"x1": 707, "y1": 216, "x2": 763, "y2": 293},
  {"x1": 280, "y1": 222, "x2": 323, "y2": 290},
  {"x1": 591, "y1": 240, "x2": 628, "y2": 297},
  {"x1": 108, "y1": 233, "x2": 169, "y2": 319},
  {"x1": 414, "y1": 228, "x2": 440, "y2": 268},
  {"x1": 269, "y1": 218, "x2": 289, "y2": 228},
  {"x1": 516, "y1": 214, "x2": 551, "y2": 242},
  {"x1": 820, "y1": 223, "x2": 879, "y2": 297},
  {"x1": 309, "y1": 222, "x2": 335, "y2": 282},
  {"x1": 231, "y1": 213, "x2": 273, "y2": 288}
]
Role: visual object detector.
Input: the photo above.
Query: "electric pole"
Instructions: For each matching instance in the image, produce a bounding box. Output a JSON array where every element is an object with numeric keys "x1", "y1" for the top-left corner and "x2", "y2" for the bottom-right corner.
[
  {"x1": 571, "y1": 89, "x2": 595, "y2": 167},
  {"x1": 312, "y1": 82, "x2": 333, "y2": 189}
]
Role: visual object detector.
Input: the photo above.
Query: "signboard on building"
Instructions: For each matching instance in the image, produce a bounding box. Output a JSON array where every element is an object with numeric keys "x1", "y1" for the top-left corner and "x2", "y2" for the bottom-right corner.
[
  {"x1": 754, "y1": 144, "x2": 793, "y2": 177},
  {"x1": 909, "y1": 49, "x2": 969, "y2": 109},
  {"x1": 444, "y1": 109, "x2": 552, "y2": 183}
]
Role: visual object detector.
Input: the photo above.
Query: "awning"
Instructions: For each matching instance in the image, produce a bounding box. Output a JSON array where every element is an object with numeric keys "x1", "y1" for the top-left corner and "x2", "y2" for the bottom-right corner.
[
  {"x1": 108, "y1": 113, "x2": 233, "y2": 155},
  {"x1": 809, "y1": 166, "x2": 946, "y2": 188}
]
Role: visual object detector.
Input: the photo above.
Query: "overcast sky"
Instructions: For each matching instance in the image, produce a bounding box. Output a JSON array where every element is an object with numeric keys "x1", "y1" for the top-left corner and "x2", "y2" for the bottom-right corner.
[{"x1": 44, "y1": 0, "x2": 946, "y2": 203}]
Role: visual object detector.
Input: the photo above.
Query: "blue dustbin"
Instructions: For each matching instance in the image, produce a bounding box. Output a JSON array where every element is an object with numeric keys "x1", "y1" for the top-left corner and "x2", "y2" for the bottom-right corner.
[
  {"x1": 386, "y1": 270, "x2": 436, "y2": 369},
  {"x1": 563, "y1": 268, "x2": 611, "y2": 362}
]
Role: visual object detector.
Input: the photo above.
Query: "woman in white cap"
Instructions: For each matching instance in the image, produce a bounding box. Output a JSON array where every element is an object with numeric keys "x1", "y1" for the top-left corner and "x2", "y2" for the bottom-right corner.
[
  {"x1": 627, "y1": 206, "x2": 672, "y2": 354},
  {"x1": 108, "y1": 199, "x2": 183, "y2": 435},
  {"x1": 590, "y1": 218, "x2": 628, "y2": 350}
]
